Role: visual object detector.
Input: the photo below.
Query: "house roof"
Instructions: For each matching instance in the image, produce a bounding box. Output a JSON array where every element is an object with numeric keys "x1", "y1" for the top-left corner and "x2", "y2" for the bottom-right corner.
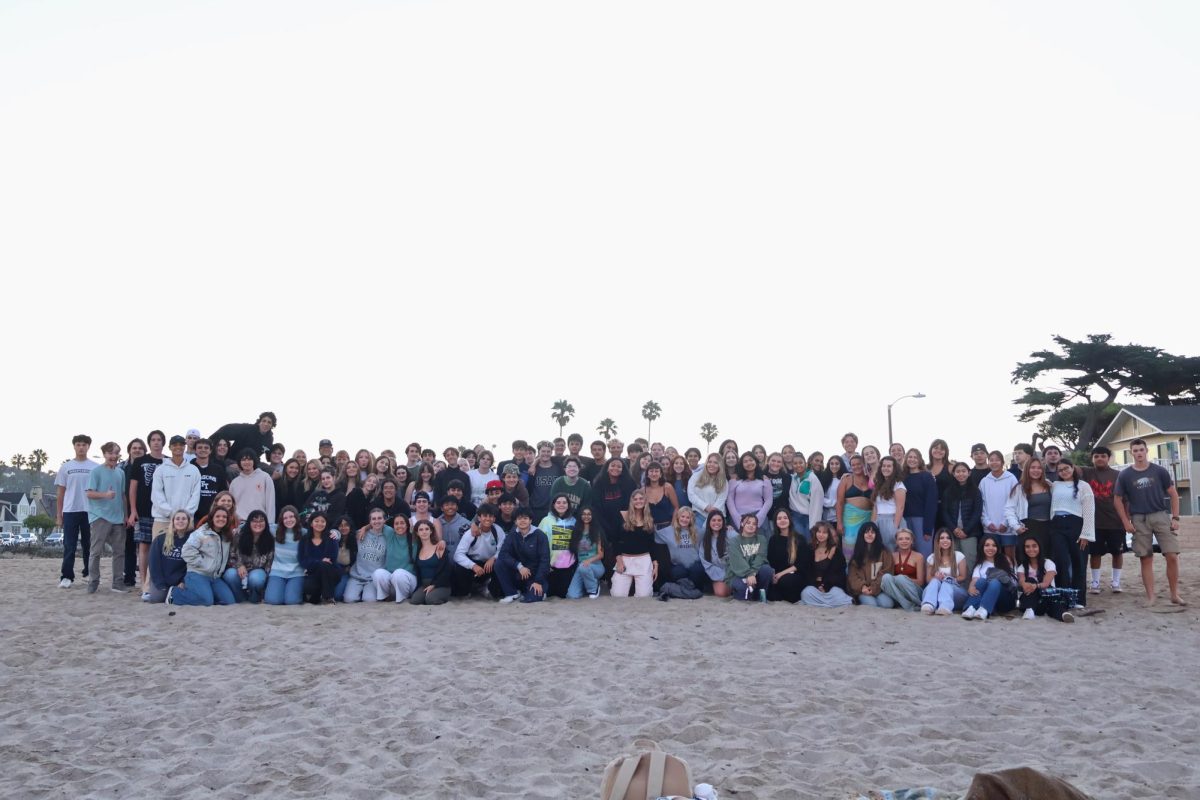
[
  {"x1": 0, "y1": 492, "x2": 26, "y2": 506},
  {"x1": 1097, "y1": 405, "x2": 1200, "y2": 447}
]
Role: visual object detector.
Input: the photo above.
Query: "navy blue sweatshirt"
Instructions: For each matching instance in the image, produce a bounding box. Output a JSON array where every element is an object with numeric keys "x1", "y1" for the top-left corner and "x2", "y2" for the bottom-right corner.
[
  {"x1": 299, "y1": 536, "x2": 340, "y2": 571},
  {"x1": 149, "y1": 532, "x2": 188, "y2": 590},
  {"x1": 498, "y1": 527, "x2": 550, "y2": 587}
]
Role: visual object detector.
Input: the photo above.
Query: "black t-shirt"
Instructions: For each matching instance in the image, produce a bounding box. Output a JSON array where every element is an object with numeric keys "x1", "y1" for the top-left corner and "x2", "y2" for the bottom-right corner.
[
  {"x1": 968, "y1": 466, "x2": 990, "y2": 489},
  {"x1": 193, "y1": 460, "x2": 228, "y2": 522},
  {"x1": 129, "y1": 454, "x2": 164, "y2": 517}
]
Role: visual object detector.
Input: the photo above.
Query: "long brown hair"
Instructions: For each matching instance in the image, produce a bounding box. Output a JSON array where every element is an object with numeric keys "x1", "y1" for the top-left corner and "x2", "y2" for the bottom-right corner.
[
  {"x1": 1014, "y1": 458, "x2": 1050, "y2": 498},
  {"x1": 871, "y1": 456, "x2": 902, "y2": 502}
]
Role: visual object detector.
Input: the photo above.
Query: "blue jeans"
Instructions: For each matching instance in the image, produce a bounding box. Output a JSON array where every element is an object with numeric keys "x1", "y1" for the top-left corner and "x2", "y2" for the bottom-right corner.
[
  {"x1": 334, "y1": 573, "x2": 349, "y2": 601},
  {"x1": 495, "y1": 561, "x2": 543, "y2": 602},
  {"x1": 790, "y1": 512, "x2": 811, "y2": 543},
  {"x1": 965, "y1": 578, "x2": 1016, "y2": 615},
  {"x1": 172, "y1": 572, "x2": 237, "y2": 606},
  {"x1": 222, "y1": 567, "x2": 268, "y2": 603},
  {"x1": 907, "y1": 517, "x2": 932, "y2": 557},
  {"x1": 922, "y1": 577, "x2": 966, "y2": 611},
  {"x1": 731, "y1": 565, "x2": 775, "y2": 601},
  {"x1": 858, "y1": 592, "x2": 896, "y2": 608},
  {"x1": 60, "y1": 511, "x2": 91, "y2": 581},
  {"x1": 566, "y1": 561, "x2": 605, "y2": 598},
  {"x1": 265, "y1": 575, "x2": 304, "y2": 605}
]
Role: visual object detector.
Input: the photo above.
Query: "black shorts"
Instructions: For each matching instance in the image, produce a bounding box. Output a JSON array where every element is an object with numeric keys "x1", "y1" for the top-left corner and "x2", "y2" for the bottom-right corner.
[{"x1": 1088, "y1": 528, "x2": 1125, "y2": 557}]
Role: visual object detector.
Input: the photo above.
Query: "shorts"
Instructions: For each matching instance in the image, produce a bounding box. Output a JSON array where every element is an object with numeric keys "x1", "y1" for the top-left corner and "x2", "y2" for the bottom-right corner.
[
  {"x1": 1132, "y1": 511, "x2": 1180, "y2": 558},
  {"x1": 1088, "y1": 528, "x2": 1125, "y2": 557},
  {"x1": 134, "y1": 518, "x2": 155, "y2": 544}
]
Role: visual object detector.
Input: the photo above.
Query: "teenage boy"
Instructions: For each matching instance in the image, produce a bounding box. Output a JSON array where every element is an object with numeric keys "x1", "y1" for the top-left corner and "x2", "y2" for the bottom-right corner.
[
  {"x1": 191, "y1": 438, "x2": 227, "y2": 523},
  {"x1": 452, "y1": 503, "x2": 505, "y2": 598},
  {"x1": 437, "y1": 495, "x2": 473, "y2": 552},
  {"x1": 184, "y1": 428, "x2": 202, "y2": 462},
  {"x1": 582, "y1": 440, "x2": 607, "y2": 482},
  {"x1": 495, "y1": 508, "x2": 550, "y2": 604},
  {"x1": 404, "y1": 442, "x2": 422, "y2": 471},
  {"x1": 526, "y1": 442, "x2": 563, "y2": 522},
  {"x1": 209, "y1": 411, "x2": 277, "y2": 465},
  {"x1": 433, "y1": 447, "x2": 470, "y2": 503},
  {"x1": 550, "y1": 457, "x2": 592, "y2": 512},
  {"x1": 967, "y1": 443, "x2": 990, "y2": 487},
  {"x1": 150, "y1": 435, "x2": 202, "y2": 541},
  {"x1": 495, "y1": 492, "x2": 519, "y2": 534},
  {"x1": 56, "y1": 434, "x2": 98, "y2": 588},
  {"x1": 127, "y1": 429, "x2": 165, "y2": 593},
  {"x1": 229, "y1": 449, "x2": 276, "y2": 521},
  {"x1": 607, "y1": 438, "x2": 625, "y2": 462},
  {"x1": 685, "y1": 447, "x2": 703, "y2": 473},
  {"x1": 1115, "y1": 438, "x2": 1184, "y2": 607},
  {"x1": 1010, "y1": 443, "x2": 1034, "y2": 479},
  {"x1": 839, "y1": 433, "x2": 860, "y2": 470},
  {"x1": 85, "y1": 442, "x2": 128, "y2": 593},
  {"x1": 566, "y1": 433, "x2": 584, "y2": 460},
  {"x1": 443, "y1": 480, "x2": 476, "y2": 520},
  {"x1": 318, "y1": 439, "x2": 334, "y2": 461},
  {"x1": 1083, "y1": 446, "x2": 1124, "y2": 594}
]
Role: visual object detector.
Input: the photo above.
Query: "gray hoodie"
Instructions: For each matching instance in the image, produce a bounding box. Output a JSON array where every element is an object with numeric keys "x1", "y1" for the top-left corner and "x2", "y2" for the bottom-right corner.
[
  {"x1": 655, "y1": 525, "x2": 702, "y2": 568},
  {"x1": 181, "y1": 528, "x2": 232, "y2": 579}
]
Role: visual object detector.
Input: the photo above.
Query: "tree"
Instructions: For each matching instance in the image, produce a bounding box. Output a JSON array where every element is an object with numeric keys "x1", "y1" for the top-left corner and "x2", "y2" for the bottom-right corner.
[
  {"x1": 1012, "y1": 334, "x2": 1200, "y2": 453},
  {"x1": 596, "y1": 418, "x2": 618, "y2": 441},
  {"x1": 10, "y1": 454, "x2": 26, "y2": 471},
  {"x1": 23, "y1": 513, "x2": 56, "y2": 542},
  {"x1": 699, "y1": 423, "x2": 719, "y2": 452},
  {"x1": 27, "y1": 449, "x2": 48, "y2": 473},
  {"x1": 641, "y1": 400, "x2": 662, "y2": 441},
  {"x1": 1035, "y1": 402, "x2": 1121, "y2": 453},
  {"x1": 550, "y1": 399, "x2": 576, "y2": 438}
]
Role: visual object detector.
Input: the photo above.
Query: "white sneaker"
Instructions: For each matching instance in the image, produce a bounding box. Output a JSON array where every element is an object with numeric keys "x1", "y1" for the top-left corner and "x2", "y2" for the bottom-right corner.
[
  {"x1": 58, "y1": 578, "x2": 72, "y2": 588},
  {"x1": 1089, "y1": 583, "x2": 1100, "y2": 595},
  {"x1": 499, "y1": 593, "x2": 520, "y2": 604},
  {"x1": 1061, "y1": 612, "x2": 1075, "y2": 623},
  {"x1": 921, "y1": 603, "x2": 935, "y2": 615},
  {"x1": 589, "y1": 591, "x2": 601, "y2": 599},
  {"x1": 1023, "y1": 608, "x2": 1036, "y2": 620},
  {"x1": 165, "y1": 587, "x2": 174, "y2": 605},
  {"x1": 977, "y1": 608, "x2": 989, "y2": 621},
  {"x1": 935, "y1": 607, "x2": 951, "y2": 616},
  {"x1": 1111, "y1": 584, "x2": 1123, "y2": 593},
  {"x1": 962, "y1": 607, "x2": 976, "y2": 619}
]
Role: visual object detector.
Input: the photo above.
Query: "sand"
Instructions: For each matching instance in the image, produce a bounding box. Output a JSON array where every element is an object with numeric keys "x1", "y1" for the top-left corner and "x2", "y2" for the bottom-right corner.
[{"x1": 1, "y1": 527, "x2": 1198, "y2": 800}]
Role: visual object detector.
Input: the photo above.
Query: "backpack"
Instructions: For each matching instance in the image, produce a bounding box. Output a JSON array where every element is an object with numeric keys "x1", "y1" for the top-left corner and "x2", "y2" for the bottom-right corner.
[{"x1": 600, "y1": 739, "x2": 694, "y2": 800}]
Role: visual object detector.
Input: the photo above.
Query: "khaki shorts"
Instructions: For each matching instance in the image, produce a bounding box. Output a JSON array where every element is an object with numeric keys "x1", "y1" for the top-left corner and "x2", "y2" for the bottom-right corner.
[
  {"x1": 151, "y1": 518, "x2": 173, "y2": 538},
  {"x1": 1132, "y1": 511, "x2": 1180, "y2": 558}
]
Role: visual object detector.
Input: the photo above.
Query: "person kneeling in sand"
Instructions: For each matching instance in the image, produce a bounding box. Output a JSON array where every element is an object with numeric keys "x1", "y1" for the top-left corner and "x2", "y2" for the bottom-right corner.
[
  {"x1": 169, "y1": 507, "x2": 237, "y2": 606},
  {"x1": 409, "y1": 519, "x2": 452, "y2": 605},
  {"x1": 147, "y1": 510, "x2": 191, "y2": 603},
  {"x1": 452, "y1": 503, "x2": 505, "y2": 599},
  {"x1": 495, "y1": 508, "x2": 550, "y2": 604}
]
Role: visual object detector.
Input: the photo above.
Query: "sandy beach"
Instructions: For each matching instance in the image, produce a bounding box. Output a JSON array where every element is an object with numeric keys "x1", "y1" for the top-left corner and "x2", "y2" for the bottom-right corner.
[{"x1": 2, "y1": 527, "x2": 1198, "y2": 800}]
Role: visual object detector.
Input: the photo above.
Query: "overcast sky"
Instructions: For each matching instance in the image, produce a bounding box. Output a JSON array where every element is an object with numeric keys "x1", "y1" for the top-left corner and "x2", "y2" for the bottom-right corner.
[{"x1": 3, "y1": 0, "x2": 1197, "y2": 469}]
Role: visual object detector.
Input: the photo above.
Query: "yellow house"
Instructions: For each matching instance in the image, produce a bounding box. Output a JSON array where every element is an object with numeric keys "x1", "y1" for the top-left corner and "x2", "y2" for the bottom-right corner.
[{"x1": 1095, "y1": 405, "x2": 1199, "y2": 516}]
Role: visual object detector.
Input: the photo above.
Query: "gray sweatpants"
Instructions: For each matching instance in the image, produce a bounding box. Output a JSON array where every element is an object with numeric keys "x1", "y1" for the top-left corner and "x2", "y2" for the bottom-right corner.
[{"x1": 88, "y1": 519, "x2": 126, "y2": 590}]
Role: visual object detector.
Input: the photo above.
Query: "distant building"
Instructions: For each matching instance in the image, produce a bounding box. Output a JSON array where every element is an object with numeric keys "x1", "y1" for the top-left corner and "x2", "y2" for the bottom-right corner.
[
  {"x1": 1095, "y1": 405, "x2": 1200, "y2": 516},
  {"x1": 0, "y1": 487, "x2": 56, "y2": 535}
]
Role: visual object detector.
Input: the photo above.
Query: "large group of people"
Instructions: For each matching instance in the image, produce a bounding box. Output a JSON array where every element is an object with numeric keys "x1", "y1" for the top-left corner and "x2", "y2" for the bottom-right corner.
[{"x1": 50, "y1": 412, "x2": 1187, "y2": 617}]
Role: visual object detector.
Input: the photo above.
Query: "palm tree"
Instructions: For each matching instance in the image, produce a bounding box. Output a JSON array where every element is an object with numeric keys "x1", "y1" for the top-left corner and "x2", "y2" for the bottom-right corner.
[
  {"x1": 596, "y1": 418, "x2": 618, "y2": 441},
  {"x1": 641, "y1": 400, "x2": 662, "y2": 441},
  {"x1": 699, "y1": 423, "x2": 719, "y2": 452},
  {"x1": 10, "y1": 454, "x2": 26, "y2": 471},
  {"x1": 28, "y1": 449, "x2": 49, "y2": 473},
  {"x1": 550, "y1": 399, "x2": 576, "y2": 438}
]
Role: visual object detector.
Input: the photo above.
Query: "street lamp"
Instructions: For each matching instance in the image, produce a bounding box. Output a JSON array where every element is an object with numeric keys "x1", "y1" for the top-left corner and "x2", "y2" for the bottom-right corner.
[{"x1": 887, "y1": 392, "x2": 926, "y2": 446}]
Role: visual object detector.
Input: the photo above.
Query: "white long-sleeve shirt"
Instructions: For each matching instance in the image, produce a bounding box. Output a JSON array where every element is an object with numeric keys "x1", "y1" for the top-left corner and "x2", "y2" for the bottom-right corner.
[
  {"x1": 978, "y1": 470, "x2": 1018, "y2": 529},
  {"x1": 1050, "y1": 480, "x2": 1096, "y2": 542}
]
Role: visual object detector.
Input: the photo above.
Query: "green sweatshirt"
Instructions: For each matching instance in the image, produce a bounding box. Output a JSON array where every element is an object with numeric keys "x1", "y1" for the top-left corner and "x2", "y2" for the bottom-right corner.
[
  {"x1": 383, "y1": 527, "x2": 415, "y2": 574},
  {"x1": 725, "y1": 532, "x2": 769, "y2": 584}
]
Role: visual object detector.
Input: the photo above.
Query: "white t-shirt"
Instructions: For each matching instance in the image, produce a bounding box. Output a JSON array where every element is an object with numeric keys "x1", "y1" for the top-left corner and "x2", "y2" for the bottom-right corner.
[
  {"x1": 971, "y1": 560, "x2": 996, "y2": 582},
  {"x1": 926, "y1": 550, "x2": 965, "y2": 578},
  {"x1": 874, "y1": 481, "x2": 906, "y2": 515},
  {"x1": 1017, "y1": 560, "x2": 1057, "y2": 587},
  {"x1": 55, "y1": 458, "x2": 98, "y2": 513}
]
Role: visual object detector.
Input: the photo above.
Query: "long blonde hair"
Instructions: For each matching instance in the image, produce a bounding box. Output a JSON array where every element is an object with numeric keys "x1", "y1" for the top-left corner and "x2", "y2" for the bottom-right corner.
[
  {"x1": 693, "y1": 453, "x2": 728, "y2": 492},
  {"x1": 162, "y1": 509, "x2": 194, "y2": 555},
  {"x1": 670, "y1": 506, "x2": 698, "y2": 547}
]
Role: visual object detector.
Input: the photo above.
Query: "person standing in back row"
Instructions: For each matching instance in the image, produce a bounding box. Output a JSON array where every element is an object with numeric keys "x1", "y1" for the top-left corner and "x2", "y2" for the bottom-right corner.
[
  {"x1": 1115, "y1": 438, "x2": 1184, "y2": 607},
  {"x1": 1083, "y1": 446, "x2": 1125, "y2": 595},
  {"x1": 209, "y1": 411, "x2": 277, "y2": 468},
  {"x1": 56, "y1": 434, "x2": 98, "y2": 588}
]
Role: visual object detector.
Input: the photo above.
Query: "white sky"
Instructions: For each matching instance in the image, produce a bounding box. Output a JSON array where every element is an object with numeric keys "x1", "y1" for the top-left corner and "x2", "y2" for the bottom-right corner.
[{"x1": 3, "y1": 0, "x2": 1198, "y2": 469}]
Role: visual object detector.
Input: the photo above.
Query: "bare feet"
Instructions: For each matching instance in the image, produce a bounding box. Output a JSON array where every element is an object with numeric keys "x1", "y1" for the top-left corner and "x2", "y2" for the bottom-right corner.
[
  {"x1": 1171, "y1": 595, "x2": 1188, "y2": 606},
  {"x1": 1145, "y1": 597, "x2": 1156, "y2": 608}
]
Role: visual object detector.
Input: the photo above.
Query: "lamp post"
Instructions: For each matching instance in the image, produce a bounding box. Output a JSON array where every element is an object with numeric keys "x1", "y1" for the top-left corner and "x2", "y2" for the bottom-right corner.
[{"x1": 887, "y1": 393, "x2": 926, "y2": 446}]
